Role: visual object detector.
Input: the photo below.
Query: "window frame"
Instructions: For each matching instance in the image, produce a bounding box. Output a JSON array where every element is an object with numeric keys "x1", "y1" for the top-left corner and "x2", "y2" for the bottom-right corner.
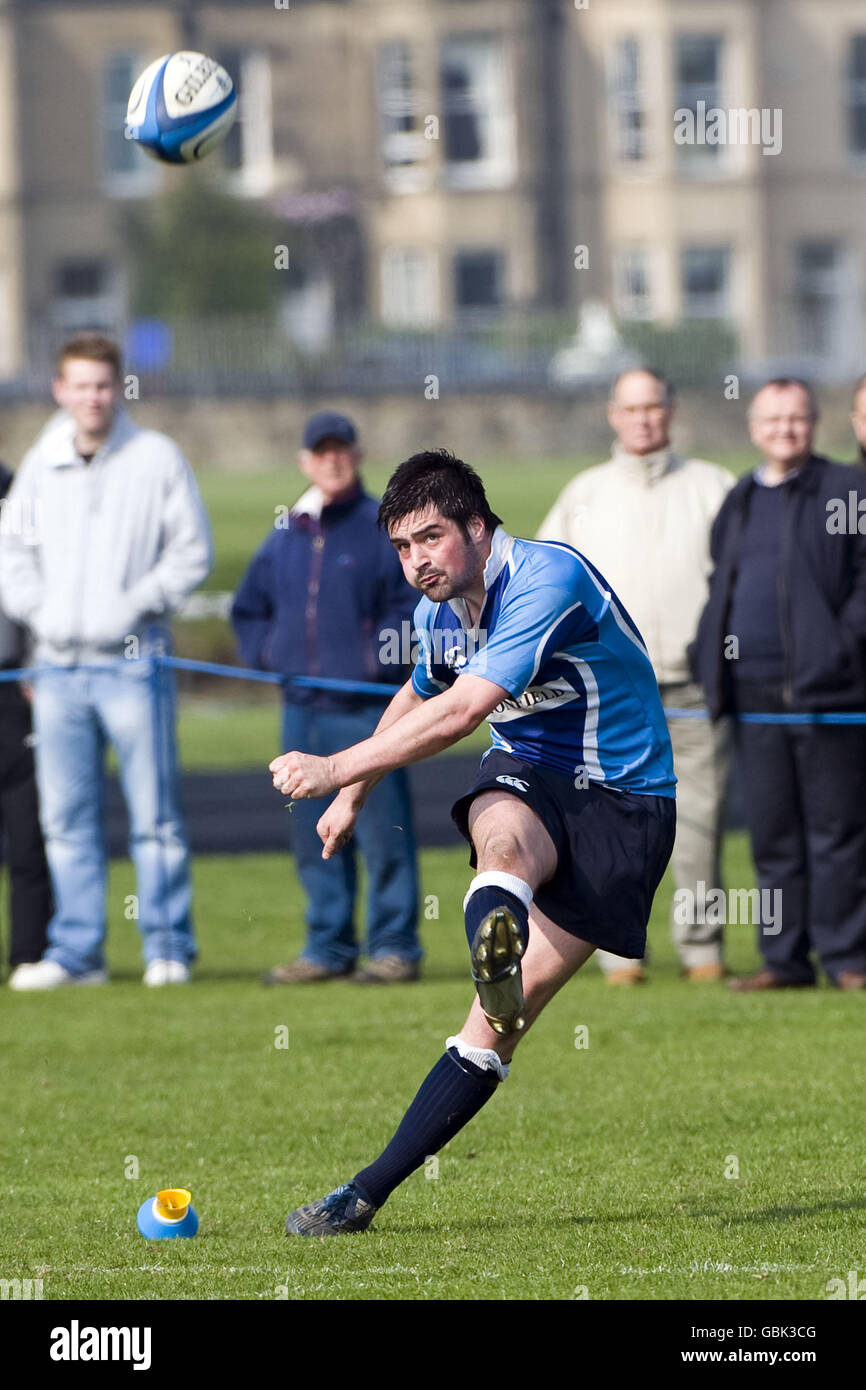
[
  {"x1": 611, "y1": 246, "x2": 653, "y2": 321},
  {"x1": 606, "y1": 36, "x2": 646, "y2": 163},
  {"x1": 380, "y1": 246, "x2": 439, "y2": 327},
  {"x1": 376, "y1": 39, "x2": 433, "y2": 194},
  {"x1": 452, "y1": 248, "x2": 506, "y2": 313},
  {"x1": 674, "y1": 32, "x2": 727, "y2": 177},
  {"x1": 439, "y1": 33, "x2": 516, "y2": 192},
  {"x1": 846, "y1": 34, "x2": 866, "y2": 162},
  {"x1": 680, "y1": 244, "x2": 731, "y2": 320},
  {"x1": 215, "y1": 47, "x2": 274, "y2": 198},
  {"x1": 99, "y1": 51, "x2": 161, "y2": 199}
]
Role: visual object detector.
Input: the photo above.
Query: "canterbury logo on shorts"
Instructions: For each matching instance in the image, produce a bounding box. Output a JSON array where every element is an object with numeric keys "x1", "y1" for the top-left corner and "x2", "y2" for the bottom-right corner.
[{"x1": 496, "y1": 774, "x2": 530, "y2": 792}]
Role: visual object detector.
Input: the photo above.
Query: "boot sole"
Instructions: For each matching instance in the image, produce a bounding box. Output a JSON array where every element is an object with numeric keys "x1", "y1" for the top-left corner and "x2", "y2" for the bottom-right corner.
[{"x1": 470, "y1": 907, "x2": 526, "y2": 1036}]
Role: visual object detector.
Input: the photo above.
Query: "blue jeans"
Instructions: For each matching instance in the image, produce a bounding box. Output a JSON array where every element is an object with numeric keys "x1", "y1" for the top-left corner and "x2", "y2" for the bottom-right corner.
[
  {"x1": 32, "y1": 661, "x2": 194, "y2": 975},
  {"x1": 281, "y1": 702, "x2": 421, "y2": 970}
]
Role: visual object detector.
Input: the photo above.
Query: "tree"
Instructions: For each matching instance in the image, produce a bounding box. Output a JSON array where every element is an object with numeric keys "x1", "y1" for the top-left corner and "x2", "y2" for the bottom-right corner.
[{"x1": 124, "y1": 175, "x2": 294, "y2": 318}]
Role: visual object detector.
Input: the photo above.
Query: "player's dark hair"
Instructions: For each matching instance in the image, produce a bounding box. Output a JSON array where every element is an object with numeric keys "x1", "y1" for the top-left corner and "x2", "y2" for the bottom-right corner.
[{"x1": 378, "y1": 449, "x2": 502, "y2": 538}]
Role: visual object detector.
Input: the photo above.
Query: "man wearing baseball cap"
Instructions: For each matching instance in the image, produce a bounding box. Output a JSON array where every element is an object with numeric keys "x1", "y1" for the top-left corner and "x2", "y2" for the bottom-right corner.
[{"x1": 232, "y1": 412, "x2": 422, "y2": 983}]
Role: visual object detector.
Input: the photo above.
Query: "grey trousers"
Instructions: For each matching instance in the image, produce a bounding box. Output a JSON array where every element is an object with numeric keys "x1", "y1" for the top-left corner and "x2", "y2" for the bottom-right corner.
[{"x1": 596, "y1": 680, "x2": 731, "y2": 973}]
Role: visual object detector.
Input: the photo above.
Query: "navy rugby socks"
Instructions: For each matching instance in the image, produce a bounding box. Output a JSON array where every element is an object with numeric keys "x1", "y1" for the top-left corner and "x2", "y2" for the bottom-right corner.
[
  {"x1": 351, "y1": 874, "x2": 532, "y2": 1211},
  {"x1": 462, "y1": 872, "x2": 532, "y2": 953},
  {"x1": 352, "y1": 1046, "x2": 503, "y2": 1209}
]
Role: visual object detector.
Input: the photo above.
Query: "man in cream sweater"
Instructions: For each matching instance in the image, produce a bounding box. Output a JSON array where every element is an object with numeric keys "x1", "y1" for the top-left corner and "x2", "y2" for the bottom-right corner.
[{"x1": 537, "y1": 368, "x2": 734, "y2": 982}]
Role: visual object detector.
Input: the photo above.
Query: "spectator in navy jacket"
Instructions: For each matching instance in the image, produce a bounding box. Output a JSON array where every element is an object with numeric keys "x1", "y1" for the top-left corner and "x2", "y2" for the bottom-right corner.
[
  {"x1": 231, "y1": 412, "x2": 421, "y2": 984},
  {"x1": 691, "y1": 379, "x2": 866, "y2": 992}
]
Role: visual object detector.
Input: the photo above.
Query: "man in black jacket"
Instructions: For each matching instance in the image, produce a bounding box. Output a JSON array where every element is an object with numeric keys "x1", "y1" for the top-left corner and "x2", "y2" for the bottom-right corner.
[
  {"x1": 0, "y1": 462, "x2": 52, "y2": 982},
  {"x1": 691, "y1": 379, "x2": 866, "y2": 991}
]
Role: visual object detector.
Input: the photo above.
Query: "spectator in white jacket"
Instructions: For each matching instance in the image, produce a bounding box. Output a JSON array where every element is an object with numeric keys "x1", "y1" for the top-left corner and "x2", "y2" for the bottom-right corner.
[
  {"x1": 0, "y1": 333, "x2": 212, "y2": 990},
  {"x1": 537, "y1": 367, "x2": 734, "y2": 983}
]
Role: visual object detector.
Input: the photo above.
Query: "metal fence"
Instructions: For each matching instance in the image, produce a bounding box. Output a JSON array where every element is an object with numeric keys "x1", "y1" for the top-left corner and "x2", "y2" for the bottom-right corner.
[{"x1": 12, "y1": 312, "x2": 743, "y2": 401}]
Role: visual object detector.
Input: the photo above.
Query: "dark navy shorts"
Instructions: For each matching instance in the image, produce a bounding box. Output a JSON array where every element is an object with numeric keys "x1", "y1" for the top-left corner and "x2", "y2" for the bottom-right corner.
[{"x1": 451, "y1": 751, "x2": 676, "y2": 959}]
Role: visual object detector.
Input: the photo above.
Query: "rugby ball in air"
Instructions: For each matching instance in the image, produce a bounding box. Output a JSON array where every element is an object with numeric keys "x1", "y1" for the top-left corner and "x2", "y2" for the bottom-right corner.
[{"x1": 125, "y1": 52, "x2": 237, "y2": 164}]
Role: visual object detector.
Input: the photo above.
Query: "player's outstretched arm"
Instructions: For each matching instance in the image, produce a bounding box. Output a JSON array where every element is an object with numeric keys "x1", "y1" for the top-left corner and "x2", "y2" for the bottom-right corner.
[
  {"x1": 270, "y1": 673, "x2": 507, "y2": 804},
  {"x1": 305, "y1": 678, "x2": 425, "y2": 859}
]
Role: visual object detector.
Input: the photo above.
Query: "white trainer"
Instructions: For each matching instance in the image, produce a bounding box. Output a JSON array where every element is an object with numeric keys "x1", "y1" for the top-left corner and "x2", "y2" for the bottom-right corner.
[
  {"x1": 143, "y1": 959, "x2": 190, "y2": 987},
  {"x1": 9, "y1": 959, "x2": 108, "y2": 991}
]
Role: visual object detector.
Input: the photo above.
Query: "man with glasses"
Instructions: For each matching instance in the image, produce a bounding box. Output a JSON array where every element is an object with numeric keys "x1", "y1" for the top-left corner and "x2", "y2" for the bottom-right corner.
[
  {"x1": 691, "y1": 379, "x2": 866, "y2": 991},
  {"x1": 538, "y1": 368, "x2": 733, "y2": 984}
]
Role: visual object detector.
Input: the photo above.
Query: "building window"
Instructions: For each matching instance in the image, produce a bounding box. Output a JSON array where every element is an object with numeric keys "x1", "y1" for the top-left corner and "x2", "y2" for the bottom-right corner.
[
  {"x1": 376, "y1": 41, "x2": 431, "y2": 193},
  {"x1": 795, "y1": 241, "x2": 844, "y2": 357},
  {"x1": 675, "y1": 34, "x2": 724, "y2": 170},
  {"x1": 55, "y1": 261, "x2": 106, "y2": 300},
  {"x1": 215, "y1": 48, "x2": 274, "y2": 195},
  {"x1": 612, "y1": 248, "x2": 652, "y2": 320},
  {"x1": 440, "y1": 35, "x2": 515, "y2": 190},
  {"x1": 101, "y1": 53, "x2": 159, "y2": 195},
  {"x1": 847, "y1": 36, "x2": 866, "y2": 156},
  {"x1": 606, "y1": 38, "x2": 645, "y2": 161},
  {"x1": 52, "y1": 258, "x2": 121, "y2": 330},
  {"x1": 681, "y1": 246, "x2": 730, "y2": 318},
  {"x1": 381, "y1": 248, "x2": 438, "y2": 326},
  {"x1": 453, "y1": 250, "x2": 504, "y2": 311}
]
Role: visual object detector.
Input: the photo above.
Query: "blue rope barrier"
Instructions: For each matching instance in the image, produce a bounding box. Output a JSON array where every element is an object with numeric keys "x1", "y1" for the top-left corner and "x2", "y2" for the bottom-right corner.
[
  {"x1": 735, "y1": 712, "x2": 866, "y2": 725},
  {"x1": 156, "y1": 655, "x2": 284, "y2": 686},
  {"x1": 159, "y1": 655, "x2": 402, "y2": 697},
  {"x1": 0, "y1": 657, "x2": 402, "y2": 698},
  {"x1": 662, "y1": 707, "x2": 866, "y2": 724},
  {"x1": 2, "y1": 659, "x2": 866, "y2": 721}
]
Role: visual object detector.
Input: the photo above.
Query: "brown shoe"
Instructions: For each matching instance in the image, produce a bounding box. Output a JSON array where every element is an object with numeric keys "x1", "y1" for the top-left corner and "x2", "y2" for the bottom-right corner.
[
  {"x1": 605, "y1": 966, "x2": 646, "y2": 986},
  {"x1": 727, "y1": 969, "x2": 813, "y2": 993},
  {"x1": 682, "y1": 963, "x2": 727, "y2": 982},
  {"x1": 261, "y1": 959, "x2": 352, "y2": 985},
  {"x1": 352, "y1": 955, "x2": 421, "y2": 984},
  {"x1": 836, "y1": 971, "x2": 866, "y2": 991}
]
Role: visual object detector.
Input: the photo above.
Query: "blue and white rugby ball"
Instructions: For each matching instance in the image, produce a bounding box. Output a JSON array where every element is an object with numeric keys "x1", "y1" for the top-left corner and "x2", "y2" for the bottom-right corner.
[{"x1": 126, "y1": 52, "x2": 237, "y2": 164}]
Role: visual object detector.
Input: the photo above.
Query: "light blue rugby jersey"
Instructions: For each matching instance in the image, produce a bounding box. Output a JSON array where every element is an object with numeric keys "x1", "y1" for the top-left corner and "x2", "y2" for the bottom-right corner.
[{"x1": 411, "y1": 527, "x2": 676, "y2": 797}]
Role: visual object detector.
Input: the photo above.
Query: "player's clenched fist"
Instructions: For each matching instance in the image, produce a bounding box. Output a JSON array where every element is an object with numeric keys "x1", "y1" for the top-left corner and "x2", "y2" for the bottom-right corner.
[
  {"x1": 269, "y1": 750, "x2": 337, "y2": 800},
  {"x1": 316, "y1": 800, "x2": 360, "y2": 860}
]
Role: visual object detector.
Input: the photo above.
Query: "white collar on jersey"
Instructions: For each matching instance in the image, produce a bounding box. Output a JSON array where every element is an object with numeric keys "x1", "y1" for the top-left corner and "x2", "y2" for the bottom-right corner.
[
  {"x1": 482, "y1": 525, "x2": 514, "y2": 587},
  {"x1": 447, "y1": 525, "x2": 514, "y2": 629}
]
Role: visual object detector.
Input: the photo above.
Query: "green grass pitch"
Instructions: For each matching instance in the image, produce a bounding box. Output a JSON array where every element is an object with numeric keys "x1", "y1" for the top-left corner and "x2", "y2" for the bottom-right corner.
[
  {"x1": 194, "y1": 452, "x2": 757, "y2": 597},
  {"x1": 3, "y1": 834, "x2": 864, "y2": 1302}
]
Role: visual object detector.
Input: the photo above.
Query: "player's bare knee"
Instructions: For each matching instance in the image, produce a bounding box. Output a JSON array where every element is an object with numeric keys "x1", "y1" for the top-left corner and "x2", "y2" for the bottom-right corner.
[{"x1": 475, "y1": 829, "x2": 525, "y2": 874}]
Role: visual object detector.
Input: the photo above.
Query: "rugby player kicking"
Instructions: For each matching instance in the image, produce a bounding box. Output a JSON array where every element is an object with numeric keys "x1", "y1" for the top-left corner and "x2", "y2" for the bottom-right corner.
[{"x1": 270, "y1": 450, "x2": 676, "y2": 1235}]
